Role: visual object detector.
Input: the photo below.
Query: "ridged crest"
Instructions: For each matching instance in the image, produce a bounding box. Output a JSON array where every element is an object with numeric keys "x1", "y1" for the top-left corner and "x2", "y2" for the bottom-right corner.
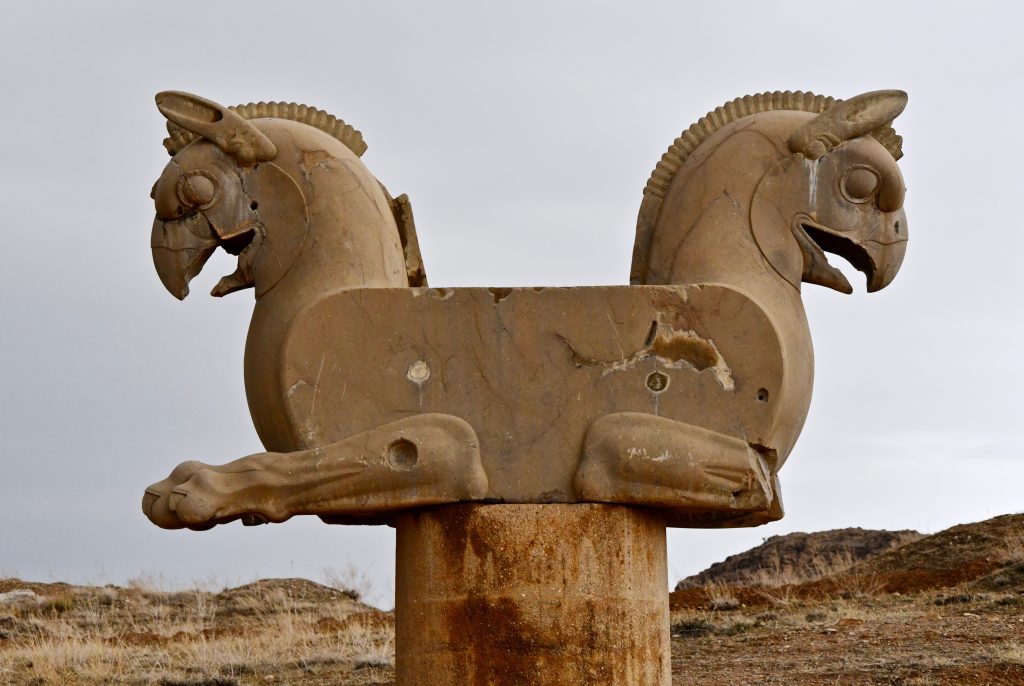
[
  {"x1": 632, "y1": 90, "x2": 903, "y2": 283},
  {"x1": 163, "y1": 101, "x2": 367, "y2": 158}
]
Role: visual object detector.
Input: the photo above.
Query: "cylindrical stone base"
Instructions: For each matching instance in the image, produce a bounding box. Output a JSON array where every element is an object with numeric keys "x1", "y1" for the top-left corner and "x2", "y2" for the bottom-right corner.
[{"x1": 394, "y1": 503, "x2": 670, "y2": 685}]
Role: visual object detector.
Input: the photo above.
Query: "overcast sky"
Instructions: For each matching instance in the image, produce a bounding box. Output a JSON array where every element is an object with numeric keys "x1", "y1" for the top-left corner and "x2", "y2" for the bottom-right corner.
[{"x1": 1, "y1": 1, "x2": 1021, "y2": 608}]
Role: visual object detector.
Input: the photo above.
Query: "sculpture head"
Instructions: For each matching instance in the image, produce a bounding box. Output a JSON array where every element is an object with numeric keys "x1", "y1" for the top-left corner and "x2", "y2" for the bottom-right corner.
[
  {"x1": 634, "y1": 90, "x2": 909, "y2": 294},
  {"x1": 150, "y1": 91, "x2": 371, "y2": 300},
  {"x1": 774, "y1": 90, "x2": 908, "y2": 293},
  {"x1": 151, "y1": 92, "x2": 279, "y2": 299}
]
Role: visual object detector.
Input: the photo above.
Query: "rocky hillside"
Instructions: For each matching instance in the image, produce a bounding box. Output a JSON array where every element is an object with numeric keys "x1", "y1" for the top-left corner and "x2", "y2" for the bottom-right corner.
[
  {"x1": 852, "y1": 512, "x2": 1024, "y2": 593},
  {"x1": 676, "y1": 527, "x2": 923, "y2": 589},
  {"x1": 666, "y1": 513, "x2": 1024, "y2": 685},
  {"x1": 671, "y1": 513, "x2": 1024, "y2": 610}
]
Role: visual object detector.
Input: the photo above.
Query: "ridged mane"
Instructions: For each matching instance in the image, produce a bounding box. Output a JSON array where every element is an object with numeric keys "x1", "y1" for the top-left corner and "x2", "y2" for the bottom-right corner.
[
  {"x1": 163, "y1": 101, "x2": 367, "y2": 158},
  {"x1": 632, "y1": 90, "x2": 903, "y2": 284}
]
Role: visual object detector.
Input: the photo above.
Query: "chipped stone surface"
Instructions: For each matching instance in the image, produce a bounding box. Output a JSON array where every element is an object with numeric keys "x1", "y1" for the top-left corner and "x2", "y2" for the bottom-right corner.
[
  {"x1": 143, "y1": 89, "x2": 910, "y2": 532},
  {"x1": 279, "y1": 284, "x2": 787, "y2": 512}
]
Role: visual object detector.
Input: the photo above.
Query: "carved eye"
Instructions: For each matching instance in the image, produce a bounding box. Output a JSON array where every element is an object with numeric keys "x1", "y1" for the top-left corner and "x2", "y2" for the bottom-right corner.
[
  {"x1": 841, "y1": 167, "x2": 881, "y2": 203},
  {"x1": 177, "y1": 171, "x2": 218, "y2": 209}
]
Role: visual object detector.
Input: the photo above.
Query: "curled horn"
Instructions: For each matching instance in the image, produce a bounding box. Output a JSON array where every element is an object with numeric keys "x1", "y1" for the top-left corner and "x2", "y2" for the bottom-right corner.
[
  {"x1": 155, "y1": 91, "x2": 277, "y2": 166},
  {"x1": 788, "y1": 90, "x2": 907, "y2": 160}
]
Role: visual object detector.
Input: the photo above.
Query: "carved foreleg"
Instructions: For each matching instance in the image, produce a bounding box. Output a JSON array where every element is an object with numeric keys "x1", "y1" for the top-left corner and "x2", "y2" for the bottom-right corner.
[
  {"x1": 142, "y1": 414, "x2": 488, "y2": 530},
  {"x1": 575, "y1": 412, "x2": 781, "y2": 522}
]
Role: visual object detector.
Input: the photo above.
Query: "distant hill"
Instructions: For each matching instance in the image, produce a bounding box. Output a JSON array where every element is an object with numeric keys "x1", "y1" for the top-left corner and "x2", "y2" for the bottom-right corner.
[
  {"x1": 672, "y1": 512, "x2": 1024, "y2": 609},
  {"x1": 0, "y1": 576, "x2": 393, "y2": 684},
  {"x1": 851, "y1": 512, "x2": 1024, "y2": 593},
  {"x1": 675, "y1": 527, "x2": 923, "y2": 589}
]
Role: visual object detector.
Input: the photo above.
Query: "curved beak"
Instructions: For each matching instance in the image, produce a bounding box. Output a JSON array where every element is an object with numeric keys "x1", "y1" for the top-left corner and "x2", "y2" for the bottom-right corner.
[
  {"x1": 863, "y1": 235, "x2": 908, "y2": 293},
  {"x1": 860, "y1": 207, "x2": 909, "y2": 293},
  {"x1": 151, "y1": 215, "x2": 219, "y2": 300}
]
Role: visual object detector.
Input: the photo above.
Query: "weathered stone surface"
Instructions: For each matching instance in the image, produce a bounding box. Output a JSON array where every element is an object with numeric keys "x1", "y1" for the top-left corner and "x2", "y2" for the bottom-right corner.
[
  {"x1": 395, "y1": 503, "x2": 670, "y2": 686},
  {"x1": 142, "y1": 89, "x2": 910, "y2": 530},
  {"x1": 279, "y1": 283, "x2": 790, "y2": 519},
  {"x1": 143, "y1": 414, "x2": 488, "y2": 530}
]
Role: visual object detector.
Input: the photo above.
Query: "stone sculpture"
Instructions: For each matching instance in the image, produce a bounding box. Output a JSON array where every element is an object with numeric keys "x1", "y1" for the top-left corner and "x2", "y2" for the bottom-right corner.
[{"x1": 142, "y1": 89, "x2": 909, "y2": 685}]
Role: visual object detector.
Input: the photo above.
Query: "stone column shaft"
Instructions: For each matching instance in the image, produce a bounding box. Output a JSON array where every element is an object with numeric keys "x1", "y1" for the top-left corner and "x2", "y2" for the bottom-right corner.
[{"x1": 395, "y1": 503, "x2": 670, "y2": 686}]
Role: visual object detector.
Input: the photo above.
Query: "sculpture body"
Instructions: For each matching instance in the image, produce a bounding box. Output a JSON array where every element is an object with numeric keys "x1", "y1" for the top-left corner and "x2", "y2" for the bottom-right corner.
[{"x1": 142, "y1": 89, "x2": 910, "y2": 684}]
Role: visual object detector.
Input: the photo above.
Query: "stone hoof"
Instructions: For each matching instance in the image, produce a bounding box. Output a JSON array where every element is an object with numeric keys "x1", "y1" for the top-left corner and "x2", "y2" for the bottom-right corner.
[
  {"x1": 142, "y1": 461, "x2": 282, "y2": 531},
  {"x1": 142, "y1": 460, "x2": 210, "y2": 529},
  {"x1": 574, "y1": 412, "x2": 776, "y2": 514}
]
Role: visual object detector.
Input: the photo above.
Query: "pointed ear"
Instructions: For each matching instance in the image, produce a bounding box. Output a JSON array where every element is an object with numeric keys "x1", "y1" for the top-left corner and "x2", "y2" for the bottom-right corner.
[
  {"x1": 788, "y1": 90, "x2": 907, "y2": 160},
  {"x1": 156, "y1": 91, "x2": 277, "y2": 166}
]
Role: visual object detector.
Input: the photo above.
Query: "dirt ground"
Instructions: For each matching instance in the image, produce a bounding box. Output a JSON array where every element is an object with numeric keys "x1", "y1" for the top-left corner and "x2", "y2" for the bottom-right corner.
[
  {"x1": 2, "y1": 514, "x2": 1021, "y2": 685},
  {"x1": 668, "y1": 588, "x2": 1024, "y2": 685}
]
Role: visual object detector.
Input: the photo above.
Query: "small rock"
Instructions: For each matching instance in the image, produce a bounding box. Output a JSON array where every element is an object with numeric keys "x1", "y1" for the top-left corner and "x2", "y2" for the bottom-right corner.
[
  {"x1": 963, "y1": 612, "x2": 980, "y2": 618},
  {"x1": 354, "y1": 657, "x2": 393, "y2": 670},
  {"x1": 0, "y1": 589, "x2": 39, "y2": 605},
  {"x1": 821, "y1": 627, "x2": 838, "y2": 635}
]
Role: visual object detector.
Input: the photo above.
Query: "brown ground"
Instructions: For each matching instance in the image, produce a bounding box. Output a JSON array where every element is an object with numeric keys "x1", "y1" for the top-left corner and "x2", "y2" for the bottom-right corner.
[{"x1": 2, "y1": 514, "x2": 1022, "y2": 685}]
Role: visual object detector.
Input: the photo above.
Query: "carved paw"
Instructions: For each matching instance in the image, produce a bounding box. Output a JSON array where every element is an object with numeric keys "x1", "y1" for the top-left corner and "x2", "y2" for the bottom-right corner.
[{"x1": 142, "y1": 460, "x2": 284, "y2": 530}]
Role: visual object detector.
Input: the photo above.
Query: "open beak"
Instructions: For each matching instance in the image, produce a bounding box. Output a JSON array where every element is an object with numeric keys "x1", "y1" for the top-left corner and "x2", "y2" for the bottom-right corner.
[
  {"x1": 795, "y1": 214, "x2": 908, "y2": 294},
  {"x1": 151, "y1": 215, "x2": 219, "y2": 300}
]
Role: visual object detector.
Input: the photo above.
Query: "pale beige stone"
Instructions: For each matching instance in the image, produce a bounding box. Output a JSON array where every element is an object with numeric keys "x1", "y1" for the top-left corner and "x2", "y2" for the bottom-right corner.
[{"x1": 143, "y1": 89, "x2": 908, "y2": 531}]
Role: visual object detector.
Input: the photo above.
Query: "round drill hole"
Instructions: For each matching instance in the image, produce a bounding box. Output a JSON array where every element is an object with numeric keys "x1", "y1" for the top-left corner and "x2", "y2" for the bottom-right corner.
[
  {"x1": 646, "y1": 371, "x2": 669, "y2": 393},
  {"x1": 756, "y1": 388, "x2": 770, "y2": 403},
  {"x1": 407, "y1": 360, "x2": 430, "y2": 383},
  {"x1": 386, "y1": 439, "x2": 418, "y2": 470},
  {"x1": 250, "y1": 200, "x2": 259, "y2": 211}
]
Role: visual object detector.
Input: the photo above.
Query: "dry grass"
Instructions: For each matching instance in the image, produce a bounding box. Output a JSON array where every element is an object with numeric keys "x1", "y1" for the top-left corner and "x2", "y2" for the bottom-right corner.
[
  {"x1": 701, "y1": 581, "x2": 740, "y2": 610},
  {"x1": 710, "y1": 548, "x2": 888, "y2": 607},
  {"x1": 5, "y1": 515, "x2": 1023, "y2": 685},
  {"x1": 745, "y1": 548, "x2": 864, "y2": 587},
  {"x1": 998, "y1": 643, "x2": 1024, "y2": 665},
  {"x1": 320, "y1": 565, "x2": 376, "y2": 603},
  {"x1": 669, "y1": 587, "x2": 1024, "y2": 685},
  {"x1": 0, "y1": 578, "x2": 394, "y2": 686},
  {"x1": 667, "y1": 516, "x2": 1024, "y2": 684},
  {"x1": 1000, "y1": 529, "x2": 1024, "y2": 564}
]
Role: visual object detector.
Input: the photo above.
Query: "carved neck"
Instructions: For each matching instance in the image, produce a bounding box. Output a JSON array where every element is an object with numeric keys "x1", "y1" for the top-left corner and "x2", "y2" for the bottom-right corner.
[
  {"x1": 646, "y1": 181, "x2": 782, "y2": 294},
  {"x1": 646, "y1": 130, "x2": 809, "y2": 300},
  {"x1": 251, "y1": 157, "x2": 407, "y2": 319}
]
